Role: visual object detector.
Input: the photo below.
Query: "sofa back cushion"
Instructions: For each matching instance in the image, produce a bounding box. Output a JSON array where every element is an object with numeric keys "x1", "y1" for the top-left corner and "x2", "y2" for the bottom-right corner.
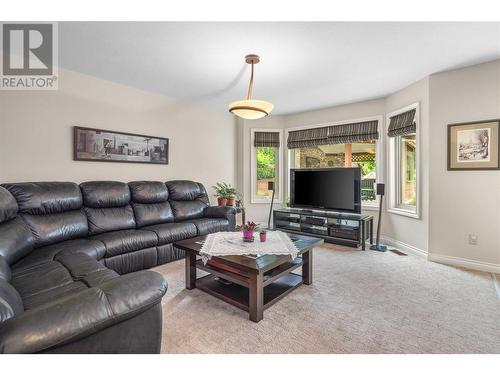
[
  {"x1": 0, "y1": 186, "x2": 18, "y2": 224},
  {"x1": 166, "y1": 181, "x2": 209, "y2": 221},
  {"x1": 2, "y1": 183, "x2": 87, "y2": 248},
  {"x1": 129, "y1": 181, "x2": 173, "y2": 227},
  {"x1": 80, "y1": 181, "x2": 135, "y2": 235},
  {"x1": 0, "y1": 187, "x2": 35, "y2": 265},
  {"x1": 0, "y1": 217, "x2": 35, "y2": 265}
]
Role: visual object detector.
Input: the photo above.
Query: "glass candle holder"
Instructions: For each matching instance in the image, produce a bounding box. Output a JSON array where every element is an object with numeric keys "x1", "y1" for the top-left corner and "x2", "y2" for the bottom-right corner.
[
  {"x1": 259, "y1": 232, "x2": 267, "y2": 242},
  {"x1": 243, "y1": 230, "x2": 254, "y2": 242}
]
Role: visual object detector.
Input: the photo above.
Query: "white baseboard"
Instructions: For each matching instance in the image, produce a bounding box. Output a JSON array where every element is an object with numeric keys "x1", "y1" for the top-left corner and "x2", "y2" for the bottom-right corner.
[
  {"x1": 428, "y1": 253, "x2": 500, "y2": 274},
  {"x1": 492, "y1": 273, "x2": 500, "y2": 300},
  {"x1": 370, "y1": 235, "x2": 500, "y2": 275},
  {"x1": 380, "y1": 235, "x2": 428, "y2": 258}
]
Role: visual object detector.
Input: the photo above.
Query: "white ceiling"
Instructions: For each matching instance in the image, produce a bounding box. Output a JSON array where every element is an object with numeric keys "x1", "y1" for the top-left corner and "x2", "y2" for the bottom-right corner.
[{"x1": 59, "y1": 22, "x2": 500, "y2": 115}]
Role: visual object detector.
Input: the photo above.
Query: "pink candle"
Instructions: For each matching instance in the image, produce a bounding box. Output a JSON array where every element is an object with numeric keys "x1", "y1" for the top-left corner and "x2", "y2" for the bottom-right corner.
[{"x1": 260, "y1": 232, "x2": 266, "y2": 242}]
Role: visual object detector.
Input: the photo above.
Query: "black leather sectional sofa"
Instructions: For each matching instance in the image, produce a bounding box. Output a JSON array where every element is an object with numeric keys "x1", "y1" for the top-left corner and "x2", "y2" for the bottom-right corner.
[{"x1": 0, "y1": 180, "x2": 235, "y2": 353}]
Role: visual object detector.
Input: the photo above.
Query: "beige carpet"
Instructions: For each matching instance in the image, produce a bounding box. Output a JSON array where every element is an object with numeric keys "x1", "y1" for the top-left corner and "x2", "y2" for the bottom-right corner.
[{"x1": 153, "y1": 245, "x2": 500, "y2": 354}]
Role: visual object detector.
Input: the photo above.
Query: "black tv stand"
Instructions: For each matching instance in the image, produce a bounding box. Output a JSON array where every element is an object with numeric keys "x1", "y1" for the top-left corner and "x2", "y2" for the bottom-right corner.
[{"x1": 273, "y1": 207, "x2": 374, "y2": 250}]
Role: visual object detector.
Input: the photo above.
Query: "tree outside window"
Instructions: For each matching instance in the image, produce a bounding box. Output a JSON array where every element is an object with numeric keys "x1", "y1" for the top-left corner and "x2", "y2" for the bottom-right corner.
[
  {"x1": 399, "y1": 134, "x2": 417, "y2": 207},
  {"x1": 256, "y1": 146, "x2": 278, "y2": 198}
]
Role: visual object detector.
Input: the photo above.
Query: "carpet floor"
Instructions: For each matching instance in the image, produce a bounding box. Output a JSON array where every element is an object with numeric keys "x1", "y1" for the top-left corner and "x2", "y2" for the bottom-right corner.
[{"x1": 154, "y1": 245, "x2": 500, "y2": 354}]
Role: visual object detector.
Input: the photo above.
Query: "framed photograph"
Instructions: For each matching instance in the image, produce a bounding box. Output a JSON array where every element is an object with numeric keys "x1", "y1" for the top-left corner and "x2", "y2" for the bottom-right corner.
[
  {"x1": 447, "y1": 120, "x2": 499, "y2": 170},
  {"x1": 74, "y1": 126, "x2": 168, "y2": 164}
]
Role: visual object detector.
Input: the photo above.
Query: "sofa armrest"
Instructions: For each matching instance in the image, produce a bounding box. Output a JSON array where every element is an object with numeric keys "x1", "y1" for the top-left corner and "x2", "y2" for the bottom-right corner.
[
  {"x1": 204, "y1": 206, "x2": 236, "y2": 219},
  {"x1": 0, "y1": 270, "x2": 167, "y2": 354},
  {"x1": 204, "y1": 206, "x2": 237, "y2": 231}
]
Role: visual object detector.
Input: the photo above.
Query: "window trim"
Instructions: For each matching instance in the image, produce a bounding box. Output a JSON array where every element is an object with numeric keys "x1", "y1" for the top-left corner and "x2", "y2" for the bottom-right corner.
[
  {"x1": 284, "y1": 115, "x2": 384, "y2": 211},
  {"x1": 250, "y1": 128, "x2": 284, "y2": 204},
  {"x1": 386, "y1": 102, "x2": 421, "y2": 219}
]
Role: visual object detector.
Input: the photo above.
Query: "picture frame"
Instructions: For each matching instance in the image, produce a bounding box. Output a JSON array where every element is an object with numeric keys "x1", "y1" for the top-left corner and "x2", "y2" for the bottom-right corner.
[
  {"x1": 74, "y1": 126, "x2": 169, "y2": 165},
  {"x1": 447, "y1": 119, "x2": 499, "y2": 171}
]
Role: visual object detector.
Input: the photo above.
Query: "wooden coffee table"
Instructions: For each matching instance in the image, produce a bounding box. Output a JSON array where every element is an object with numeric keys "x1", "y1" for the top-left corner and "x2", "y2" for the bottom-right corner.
[{"x1": 174, "y1": 233, "x2": 323, "y2": 322}]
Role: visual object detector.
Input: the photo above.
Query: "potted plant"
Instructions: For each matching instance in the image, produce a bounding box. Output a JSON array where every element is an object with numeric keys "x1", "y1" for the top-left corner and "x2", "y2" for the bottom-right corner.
[
  {"x1": 225, "y1": 185, "x2": 238, "y2": 206},
  {"x1": 212, "y1": 182, "x2": 228, "y2": 206},
  {"x1": 212, "y1": 182, "x2": 240, "y2": 206},
  {"x1": 242, "y1": 221, "x2": 258, "y2": 242}
]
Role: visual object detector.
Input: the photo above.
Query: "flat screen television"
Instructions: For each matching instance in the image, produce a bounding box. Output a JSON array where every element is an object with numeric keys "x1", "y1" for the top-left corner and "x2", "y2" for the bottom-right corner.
[{"x1": 290, "y1": 168, "x2": 361, "y2": 213}]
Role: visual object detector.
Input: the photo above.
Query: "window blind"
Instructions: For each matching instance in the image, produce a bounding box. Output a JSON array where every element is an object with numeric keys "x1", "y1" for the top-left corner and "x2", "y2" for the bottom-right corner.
[
  {"x1": 387, "y1": 108, "x2": 416, "y2": 137},
  {"x1": 287, "y1": 120, "x2": 379, "y2": 149},
  {"x1": 254, "y1": 132, "x2": 280, "y2": 147}
]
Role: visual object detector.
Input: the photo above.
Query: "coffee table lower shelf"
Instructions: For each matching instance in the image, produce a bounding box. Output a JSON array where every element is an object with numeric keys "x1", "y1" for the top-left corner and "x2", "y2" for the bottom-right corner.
[{"x1": 196, "y1": 273, "x2": 303, "y2": 312}]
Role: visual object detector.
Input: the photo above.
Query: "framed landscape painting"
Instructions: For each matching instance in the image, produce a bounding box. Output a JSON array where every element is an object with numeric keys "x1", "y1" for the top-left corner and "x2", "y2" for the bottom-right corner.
[
  {"x1": 447, "y1": 120, "x2": 499, "y2": 170},
  {"x1": 74, "y1": 126, "x2": 168, "y2": 164}
]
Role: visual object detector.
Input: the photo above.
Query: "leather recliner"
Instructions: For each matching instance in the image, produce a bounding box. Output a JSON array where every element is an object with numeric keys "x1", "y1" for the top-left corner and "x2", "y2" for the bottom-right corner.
[{"x1": 0, "y1": 180, "x2": 236, "y2": 353}]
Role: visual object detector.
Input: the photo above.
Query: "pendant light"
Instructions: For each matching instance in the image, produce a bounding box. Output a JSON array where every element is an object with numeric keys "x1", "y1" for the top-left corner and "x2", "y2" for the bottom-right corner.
[{"x1": 228, "y1": 54, "x2": 273, "y2": 120}]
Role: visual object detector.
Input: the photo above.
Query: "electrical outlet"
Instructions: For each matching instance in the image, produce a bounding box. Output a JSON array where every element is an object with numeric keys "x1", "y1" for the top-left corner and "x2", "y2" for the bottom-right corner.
[{"x1": 468, "y1": 234, "x2": 478, "y2": 245}]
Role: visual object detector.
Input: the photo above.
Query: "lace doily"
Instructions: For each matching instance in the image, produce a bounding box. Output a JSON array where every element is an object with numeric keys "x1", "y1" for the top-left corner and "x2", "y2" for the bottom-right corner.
[{"x1": 199, "y1": 231, "x2": 298, "y2": 264}]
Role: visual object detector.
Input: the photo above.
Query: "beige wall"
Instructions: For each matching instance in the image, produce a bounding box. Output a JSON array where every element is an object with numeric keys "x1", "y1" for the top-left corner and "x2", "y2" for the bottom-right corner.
[
  {"x1": 0, "y1": 69, "x2": 236, "y2": 203},
  {"x1": 284, "y1": 99, "x2": 386, "y2": 129},
  {"x1": 428, "y1": 60, "x2": 500, "y2": 267}
]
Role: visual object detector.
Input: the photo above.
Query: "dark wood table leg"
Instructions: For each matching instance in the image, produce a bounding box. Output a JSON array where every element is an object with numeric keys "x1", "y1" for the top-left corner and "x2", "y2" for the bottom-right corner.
[
  {"x1": 185, "y1": 251, "x2": 196, "y2": 290},
  {"x1": 369, "y1": 218, "x2": 374, "y2": 245},
  {"x1": 249, "y1": 272, "x2": 264, "y2": 322},
  {"x1": 361, "y1": 220, "x2": 366, "y2": 250},
  {"x1": 302, "y1": 249, "x2": 313, "y2": 285}
]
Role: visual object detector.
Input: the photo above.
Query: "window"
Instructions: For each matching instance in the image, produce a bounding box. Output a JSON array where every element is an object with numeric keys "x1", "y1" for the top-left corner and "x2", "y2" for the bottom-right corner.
[
  {"x1": 397, "y1": 134, "x2": 417, "y2": 207},
  {"x1": 290, "y1": 141, "x2": 377, "y2": 205},
  {"x1": 251, "y1": 129, "x2": 283, "y2": 203},
  {"x1": 256, "y1": 146, "x2": 279, "y2": 199},
  {"x1": 388, "y1": 104, "x2": 419, "y2": 217}
]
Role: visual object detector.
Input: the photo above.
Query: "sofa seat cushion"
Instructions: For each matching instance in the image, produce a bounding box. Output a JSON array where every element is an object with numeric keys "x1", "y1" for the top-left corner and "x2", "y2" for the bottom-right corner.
[
  {"x1": 12, "y1": 239, "x2": 106, "y2": 272},
  {"x1": 186, "y1": 218, "x2": 230, "y2": 236},
  {"x1": 142, "y1": 222, "x2": 197, "y2": 245},
  {"x1": 91, "y1": 229, "x2": 158, "y2": 258},
  {"x1": 21, "y1": 281, "x2": 88, "y2": 310},
  {"x1": 11, "y1": 261, "x2": 74, "y2": 301},
  {"x1": 11, "y1": 252, "x2": 120, "y2": 310}
]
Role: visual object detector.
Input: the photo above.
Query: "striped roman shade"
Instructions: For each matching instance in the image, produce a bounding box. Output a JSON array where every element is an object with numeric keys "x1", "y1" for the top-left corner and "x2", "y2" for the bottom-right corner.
[
  {"x1": 387, "y1": 108, "x2": 416, "y2": 137},
  {"x1": 327, "y1": 120, "x2": 379, "y2": 144},
  {"x1": 287, "y1": 127, "x2": 329, "y2": 149},
  {"x1": 254, "y1": 131, "x2": 280, "y2": 147},
  {"x1": 287, "y1": 120, "x2": 379, "y2": 149}
]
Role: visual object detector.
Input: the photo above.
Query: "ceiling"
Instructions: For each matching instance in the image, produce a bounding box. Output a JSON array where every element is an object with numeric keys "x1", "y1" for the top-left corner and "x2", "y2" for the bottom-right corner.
[{"x1": 59, "y1": 22, "x2": 500, "y2": 115}]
